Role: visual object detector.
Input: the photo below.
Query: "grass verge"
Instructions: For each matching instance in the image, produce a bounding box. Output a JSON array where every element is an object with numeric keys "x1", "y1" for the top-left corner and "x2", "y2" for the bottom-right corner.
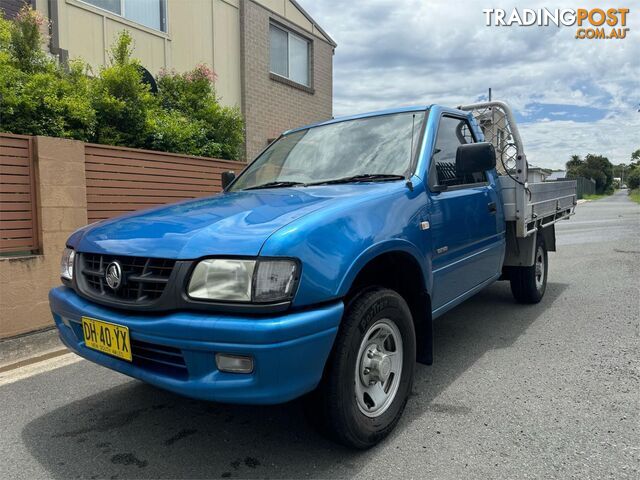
[
  {"x1": 582, "y1": 193, "x2": 611, "y2": 201},
  {"x1": 629, "y1": 189, "x2": 640, "y2": 204}
]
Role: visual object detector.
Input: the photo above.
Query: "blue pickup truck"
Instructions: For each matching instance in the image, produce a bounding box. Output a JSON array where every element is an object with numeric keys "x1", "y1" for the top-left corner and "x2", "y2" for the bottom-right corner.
[{"x1": 50, "y1": 101, "x2": 576, "y2": 448}]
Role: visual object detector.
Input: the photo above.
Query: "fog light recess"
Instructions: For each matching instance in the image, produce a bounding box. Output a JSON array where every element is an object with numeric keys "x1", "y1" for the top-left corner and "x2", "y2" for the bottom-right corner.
[{"x1": 215, "y1": 353, "x2": 254, "y2": 373}]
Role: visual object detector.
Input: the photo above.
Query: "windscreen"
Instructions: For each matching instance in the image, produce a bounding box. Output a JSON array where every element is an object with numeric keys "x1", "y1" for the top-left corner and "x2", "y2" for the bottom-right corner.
[{"x1": 230, "y1": 111, "x2": 425, "y2": 191}]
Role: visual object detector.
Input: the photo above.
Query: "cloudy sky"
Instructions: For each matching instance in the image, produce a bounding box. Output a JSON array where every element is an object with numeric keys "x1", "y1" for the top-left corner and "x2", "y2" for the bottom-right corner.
[{"x1": 302, "y1": 0, "x2": 639, "y2": 169}]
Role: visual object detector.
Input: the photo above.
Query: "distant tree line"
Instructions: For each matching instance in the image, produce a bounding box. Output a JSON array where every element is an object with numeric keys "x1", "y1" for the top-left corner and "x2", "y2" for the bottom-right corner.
[
  {"x1": 616, "y1": 150, "x2": 640, "y2": 191},
  {"x1": 566, "y1": 154, "x2": 614, "y2": 194},
  {"x1": 566, "y1": 149, "x2": 640, "y2": 194}
]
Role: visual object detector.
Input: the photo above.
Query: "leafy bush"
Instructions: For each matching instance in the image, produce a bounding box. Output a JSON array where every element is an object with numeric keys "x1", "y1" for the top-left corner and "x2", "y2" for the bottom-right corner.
[
  {"x1": 156, "y1": 65, "x2": 244, "y2": 159},
  {"x1": 0, "y1": 8, "x2": 244, "y2": 160},
  {"x1": 146, "y1": 109, "x2": 204, "y2": 155},
  {"x1": 91, "y1": 31, "x2": 155, "y2": 148},
  {"x1": 0, "y1": 9, "x2": 95, "y2": 140},
  {"x1": 0, "y1": 63, "x2": 95, "y2": 140},
  {"x1": 627, "y1": 168, "x2": 640, "y2": 190},
  {"x1": 10, "y1": 6, "x2": 49, "y2": 73}
]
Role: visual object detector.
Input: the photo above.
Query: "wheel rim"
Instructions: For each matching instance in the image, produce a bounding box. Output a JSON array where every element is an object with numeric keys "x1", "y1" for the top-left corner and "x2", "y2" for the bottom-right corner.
[
  {"x1": 354, "y1": 318, "x2": 403, "y2": 418},
  {"x1": 534, "y1": 245, "x2": 545, "y2": 290}
]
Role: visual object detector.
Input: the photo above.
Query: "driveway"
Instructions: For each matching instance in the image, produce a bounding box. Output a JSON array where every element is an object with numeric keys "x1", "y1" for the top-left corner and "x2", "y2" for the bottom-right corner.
[{"x1": 1, "y1": 190, "x2": 638, "y2": 479}]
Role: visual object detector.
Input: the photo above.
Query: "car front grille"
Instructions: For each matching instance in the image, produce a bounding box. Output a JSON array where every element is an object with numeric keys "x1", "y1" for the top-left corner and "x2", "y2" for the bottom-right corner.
[{"x1": 79, "y1": 253, "x2": 176, "y2": 304}]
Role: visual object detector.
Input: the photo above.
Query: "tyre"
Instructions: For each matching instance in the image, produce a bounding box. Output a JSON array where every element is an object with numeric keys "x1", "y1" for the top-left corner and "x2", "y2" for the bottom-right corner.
[
  {"x1": 509, "y1": 233, "x2": 548, "y2": 303},
  {"x1": 314, "y1": 287, "x2": 416, "y2": 449}
]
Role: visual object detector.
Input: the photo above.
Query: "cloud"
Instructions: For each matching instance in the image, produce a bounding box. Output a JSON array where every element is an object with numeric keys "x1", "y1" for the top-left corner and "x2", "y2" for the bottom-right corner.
[{"x1": 302, "y1": 0, "x2": 640, "y2": 168}]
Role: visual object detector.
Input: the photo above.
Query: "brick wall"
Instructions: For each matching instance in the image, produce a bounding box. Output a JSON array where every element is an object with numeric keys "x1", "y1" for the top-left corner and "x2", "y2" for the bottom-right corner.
[
  {"x1": 0, "y1": 136, "x2": 87, "y2": 338},
  {"x1": 240, "y1": 0, "x2": 334, "y2": 161}
]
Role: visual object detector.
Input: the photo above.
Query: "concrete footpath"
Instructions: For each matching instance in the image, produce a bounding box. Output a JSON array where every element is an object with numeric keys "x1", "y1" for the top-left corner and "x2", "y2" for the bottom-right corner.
[{"x1": 0, "y1": 328, "x2": 67, "y2": 372}]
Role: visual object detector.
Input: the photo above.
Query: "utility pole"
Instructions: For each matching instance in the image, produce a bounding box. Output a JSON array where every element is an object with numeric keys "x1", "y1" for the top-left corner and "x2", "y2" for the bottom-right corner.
[{"x1": 488, "y1": 87, "x2": 492, "y2": 101}]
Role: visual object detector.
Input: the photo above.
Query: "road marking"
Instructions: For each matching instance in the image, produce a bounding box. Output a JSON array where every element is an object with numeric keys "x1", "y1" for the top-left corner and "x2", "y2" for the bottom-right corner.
[{"x1": 0, "y1": 352, "x2": 83, "y2": 387}]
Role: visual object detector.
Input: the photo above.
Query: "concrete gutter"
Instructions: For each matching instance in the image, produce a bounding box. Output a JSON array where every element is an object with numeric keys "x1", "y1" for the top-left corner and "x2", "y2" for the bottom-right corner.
[{"x1": 0, "y1": 328, "x2": 67, "y2": 372}]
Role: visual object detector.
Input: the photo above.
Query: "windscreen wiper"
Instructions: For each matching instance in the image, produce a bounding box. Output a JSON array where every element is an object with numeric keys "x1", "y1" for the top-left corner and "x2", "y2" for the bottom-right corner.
[
  {"x1": 306, "y1": 174, "x2": 406, "y2": 186},
  {"x1": 244, "y1": 181, "x2": 305, "y2": 190}
]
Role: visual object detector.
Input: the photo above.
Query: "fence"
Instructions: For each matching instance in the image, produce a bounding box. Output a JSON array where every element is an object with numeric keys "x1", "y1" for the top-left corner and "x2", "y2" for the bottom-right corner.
[
  {"x1": 0, "y1": 134, "x2": 39, "y2": 254},
  {"x1": 0, "y1": 134, "x2": 244, "y2": 338},
  {"x1": 85, "y1": 144, "x2": 242, "y2": 223},
  {"x1": 557, "y1": 176, "x2": 595, "y2": 199}
]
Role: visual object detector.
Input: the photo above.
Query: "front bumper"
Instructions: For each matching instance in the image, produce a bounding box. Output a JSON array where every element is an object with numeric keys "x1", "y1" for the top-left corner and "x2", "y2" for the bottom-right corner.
[{"x1": 50, "y1": 287, "x2": 343, "y2": 404}]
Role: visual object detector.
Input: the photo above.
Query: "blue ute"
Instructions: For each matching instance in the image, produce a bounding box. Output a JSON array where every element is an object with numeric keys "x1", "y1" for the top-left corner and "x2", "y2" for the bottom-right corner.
[{"x1": 50, "y1": 102, "x2": 575, "y2": 448}]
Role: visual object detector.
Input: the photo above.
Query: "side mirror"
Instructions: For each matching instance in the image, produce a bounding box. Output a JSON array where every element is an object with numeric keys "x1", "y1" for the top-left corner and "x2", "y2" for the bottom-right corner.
[
  {"x1": 456, "y1": 142, "x2": 496, "y2": 176},
  {"x1": 221, "y1": 171, "x2": 236, "y2": 190}
]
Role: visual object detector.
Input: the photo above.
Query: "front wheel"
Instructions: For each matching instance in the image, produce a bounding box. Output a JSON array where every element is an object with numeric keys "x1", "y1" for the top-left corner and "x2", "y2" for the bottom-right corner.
[
  {"x1": 509, "y1": 233, "x2": 548, "y2": 303},
  {"x1": 314, "y1": 287, "x2": 416, "y2": 449}
]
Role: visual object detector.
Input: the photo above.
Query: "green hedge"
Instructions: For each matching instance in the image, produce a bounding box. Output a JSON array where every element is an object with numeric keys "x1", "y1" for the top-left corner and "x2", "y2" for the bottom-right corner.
[{"x1": 0, "y1": 7, "x2": 244, "y2": 160}]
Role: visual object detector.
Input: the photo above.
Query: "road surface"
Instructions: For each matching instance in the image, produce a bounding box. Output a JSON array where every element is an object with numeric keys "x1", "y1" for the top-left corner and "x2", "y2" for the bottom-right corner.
[{"x1": 1, "y1": 190, "x2": 638, "y2": 479}]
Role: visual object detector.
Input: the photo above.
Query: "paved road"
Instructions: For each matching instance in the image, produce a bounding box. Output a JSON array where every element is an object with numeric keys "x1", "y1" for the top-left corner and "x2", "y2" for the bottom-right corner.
[{"x1": 1, "y1": 190, "x2": 638, "y2": 479}]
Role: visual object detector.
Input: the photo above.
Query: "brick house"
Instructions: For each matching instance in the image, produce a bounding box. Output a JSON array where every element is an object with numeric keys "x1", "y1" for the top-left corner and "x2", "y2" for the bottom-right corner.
[{"x1": 0, "y1": 0, "x2": 336, "y2": 160}]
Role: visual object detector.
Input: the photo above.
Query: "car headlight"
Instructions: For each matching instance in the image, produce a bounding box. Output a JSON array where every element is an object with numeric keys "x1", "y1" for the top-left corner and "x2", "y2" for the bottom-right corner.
[
  {"x1": 60, "y1": 247, "x2": 75, "y2": 281},
  {"x1": 188, "y1": 258, "x2": 299, "y2": 303}
]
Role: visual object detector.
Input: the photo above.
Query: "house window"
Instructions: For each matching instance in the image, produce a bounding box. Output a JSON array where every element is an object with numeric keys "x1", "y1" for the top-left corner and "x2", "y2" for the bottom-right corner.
[
  {"x1": 81, "y1": 0, "x2": 167, "y2": 32},
  {"x1": 269, "y1": 23, "x2": 310, "y2": 86}
]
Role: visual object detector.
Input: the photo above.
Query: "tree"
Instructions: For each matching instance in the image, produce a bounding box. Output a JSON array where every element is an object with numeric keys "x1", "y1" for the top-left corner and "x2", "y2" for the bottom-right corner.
[
  {"x1": 567, "y1": 154, "x2": 583, "y2": 170},
  {"x1": 566, "y1": 153, "x2": 614, "y2": 194},
  {"x1": 627, "y1": 150, "x2": 640, "y2": 190},
  {"x1": 627, "y1": 169, "x2": 640, "y2": 190}
]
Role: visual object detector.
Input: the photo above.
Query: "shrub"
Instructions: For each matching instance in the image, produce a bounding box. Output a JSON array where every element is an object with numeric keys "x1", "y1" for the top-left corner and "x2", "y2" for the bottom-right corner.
[
  {"x1": 10, "y1": 6, "x2": 50, "y2": 73},
  {"x1": 0, "y1": 64, "x2": 95, "y2": 140},
  {"x1": 90, "y1": 31, "x2": 156, "y2": 147},
  {"x1": 156, "y1": 65, "x2": 244, "y2": 159},
  {"x1": 0, "y1": 7, "x2": 244, "y2": 160},
  {"x1": 146, "y1": 109, "x2": 204, "y2": 155},
  {"x1": 0, "y1": 10, "x2": 94, "y2": 140},
  {"x1": 627, "y1": 168, "x2": 640, "y2": 190}
]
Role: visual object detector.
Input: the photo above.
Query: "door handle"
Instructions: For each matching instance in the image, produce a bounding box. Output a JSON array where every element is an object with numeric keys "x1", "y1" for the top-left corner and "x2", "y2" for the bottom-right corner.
[{"x1": 488, "y1": 201, "x2": 497, "y2": 213}]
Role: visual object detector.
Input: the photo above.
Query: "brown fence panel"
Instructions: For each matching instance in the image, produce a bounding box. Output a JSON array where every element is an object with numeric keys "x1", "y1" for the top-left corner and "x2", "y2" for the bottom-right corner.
[
  {"x1": 85, "y1": 144, "x2": 244, "y2": 223},
  {"x1": 0, "y1": 133, "x2": 38, "y2": 253}
]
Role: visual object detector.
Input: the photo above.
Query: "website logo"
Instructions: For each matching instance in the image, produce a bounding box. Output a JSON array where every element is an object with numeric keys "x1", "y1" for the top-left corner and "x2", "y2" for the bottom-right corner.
[{"x1": 483, "y1": 8, "x2": 630, "y2": 39}]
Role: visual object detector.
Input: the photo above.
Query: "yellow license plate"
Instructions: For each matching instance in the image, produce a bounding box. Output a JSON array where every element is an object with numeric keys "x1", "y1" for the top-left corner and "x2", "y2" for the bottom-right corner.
[{"x1": 82, "y1": 317, "x2": 132, "y2": 362}]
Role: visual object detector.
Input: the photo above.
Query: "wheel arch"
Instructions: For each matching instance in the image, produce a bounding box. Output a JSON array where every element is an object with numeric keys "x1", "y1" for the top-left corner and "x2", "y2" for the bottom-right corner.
[{"x1": 339, "y1": 242, "x2": 434, "y2": 364}]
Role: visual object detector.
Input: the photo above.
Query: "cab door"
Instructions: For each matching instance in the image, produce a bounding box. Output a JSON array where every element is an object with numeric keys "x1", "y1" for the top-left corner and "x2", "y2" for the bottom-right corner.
[{"x1": 427, "y1": 114, "x2": 505, "y2": 312}]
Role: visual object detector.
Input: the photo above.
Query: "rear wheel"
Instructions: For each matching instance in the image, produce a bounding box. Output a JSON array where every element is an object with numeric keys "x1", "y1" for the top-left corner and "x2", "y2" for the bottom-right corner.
[
  {"x1": 509, "y1": 233, "x2": 548, "y2": 303},
  {"x1": 313, "y1": 287, "x2": 416, "y2": 449}
]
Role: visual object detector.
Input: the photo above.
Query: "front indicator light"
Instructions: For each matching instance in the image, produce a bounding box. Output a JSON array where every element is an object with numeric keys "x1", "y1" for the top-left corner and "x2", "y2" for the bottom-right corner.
[
  {"x1": 216, "y1": 353, "x2": 254, "y2": 373},
  {"x1": 253, "y1": 260, "x2": 298, "y2": 302},
  {"x1": 60, "y1": 248, "x2": 75, "y2": 281}
]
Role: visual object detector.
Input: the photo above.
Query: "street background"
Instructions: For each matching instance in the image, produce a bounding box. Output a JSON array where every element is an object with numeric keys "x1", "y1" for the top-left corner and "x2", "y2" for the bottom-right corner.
[{"x1": 1, "y1": 191, "x2": 638, "y2": 479}]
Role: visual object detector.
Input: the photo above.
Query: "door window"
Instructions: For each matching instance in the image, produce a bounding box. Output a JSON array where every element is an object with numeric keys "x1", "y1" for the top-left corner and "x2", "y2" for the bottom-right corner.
[{"x1": 432, "y1": 116, "x2": 486, "y2": 187}]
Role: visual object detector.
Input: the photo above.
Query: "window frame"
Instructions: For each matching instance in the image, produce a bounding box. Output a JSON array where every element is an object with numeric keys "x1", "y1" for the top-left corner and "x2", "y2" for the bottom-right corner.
[
  {"x1": 76, "y1": 0, "x2": 168, "y2": 33},
  {"x1": 428, "y1": 114, "x2": 489, "y2": 192},
  {"x1": 269, "y1": 22, "x2": 312, "y2": 88}
]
